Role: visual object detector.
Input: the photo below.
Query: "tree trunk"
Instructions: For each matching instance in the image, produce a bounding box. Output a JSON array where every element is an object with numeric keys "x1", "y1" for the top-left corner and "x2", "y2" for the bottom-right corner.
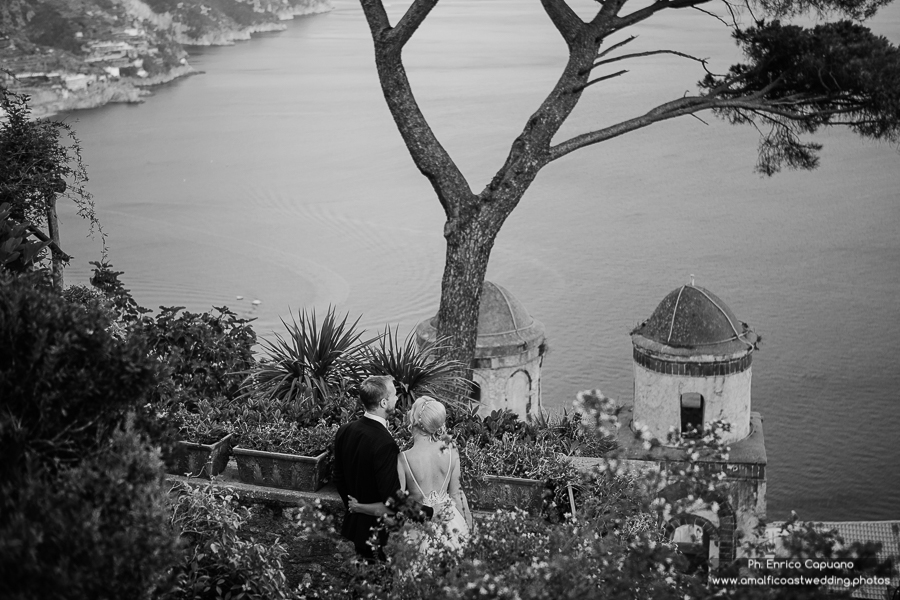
[
  {"x1": 45, "y1": 197, "x2": 63, "y2": 289},
  {"x1": 435, "y1": 203, "x2": 505, "y2": 388}
]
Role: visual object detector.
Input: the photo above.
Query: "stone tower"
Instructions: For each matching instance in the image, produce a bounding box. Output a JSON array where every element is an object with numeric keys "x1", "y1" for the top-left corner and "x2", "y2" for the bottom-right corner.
[
  {"x1": 630, "y1": 284, "x2": 757, "y2": 444},
  {"x1": 616, "y1": 283, "x2": 767, "y2": 569},
  {"x1": 416, "y1": 281, "x2": 545, "y2": 419}
]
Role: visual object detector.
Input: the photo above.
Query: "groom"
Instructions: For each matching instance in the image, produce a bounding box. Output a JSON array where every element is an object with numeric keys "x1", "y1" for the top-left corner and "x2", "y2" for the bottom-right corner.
[{"x1": 333, "y1": 375, "x2": 403, "y2": 559}]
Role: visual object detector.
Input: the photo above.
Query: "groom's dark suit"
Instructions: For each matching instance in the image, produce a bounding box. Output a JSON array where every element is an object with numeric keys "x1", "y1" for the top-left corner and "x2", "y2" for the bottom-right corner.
[{"x1": 333, "y1": 415, "x2": 400, "y2": 559}]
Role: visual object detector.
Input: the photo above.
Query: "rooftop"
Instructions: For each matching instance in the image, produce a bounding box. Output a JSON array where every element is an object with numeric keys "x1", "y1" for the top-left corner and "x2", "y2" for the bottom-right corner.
[
  {"x1": 632, "y1": 284, "x2": 757, "y2": 357},
  {"x1": 416, "y1": 281, "x2": 544, "y2": 358}
]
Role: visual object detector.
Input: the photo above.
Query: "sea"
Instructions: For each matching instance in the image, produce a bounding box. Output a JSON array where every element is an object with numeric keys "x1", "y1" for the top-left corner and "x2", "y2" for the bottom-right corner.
[{"x1": 56, "y1": 0, "x2": 900, "y2": 522}]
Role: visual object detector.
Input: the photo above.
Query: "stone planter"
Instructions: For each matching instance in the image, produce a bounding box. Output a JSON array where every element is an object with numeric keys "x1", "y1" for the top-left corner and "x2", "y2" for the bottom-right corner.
[
  {"x1": 233, "y1": 447, "x2": 330, "y2": 492},
  {"x1": 166, "y1": 433, "x2": 234, "y2": 479},
  {"x1": 467, "y1": 474, "x2": 545, "y2": 515}
]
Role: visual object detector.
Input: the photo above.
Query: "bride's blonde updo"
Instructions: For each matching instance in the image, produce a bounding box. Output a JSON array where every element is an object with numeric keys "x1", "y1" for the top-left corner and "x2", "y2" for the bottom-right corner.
[{"x1": 408, "y1": 396, "x2": 449, "y2": 443}]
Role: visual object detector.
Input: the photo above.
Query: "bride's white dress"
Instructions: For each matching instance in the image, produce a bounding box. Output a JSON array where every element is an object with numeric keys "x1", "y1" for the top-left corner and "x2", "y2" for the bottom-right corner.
[{"x1": 402, "y1": 451, "x2": 469, "y2": 552}]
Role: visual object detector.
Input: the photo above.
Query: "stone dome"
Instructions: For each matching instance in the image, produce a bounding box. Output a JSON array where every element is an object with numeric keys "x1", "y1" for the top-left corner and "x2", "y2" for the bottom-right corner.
[
  {"x1": 632, "y1": 284, "x2": 757, "y2": 358},
  {"x1": 416, "y1": 281, "x2": 544, "y2": 358}
]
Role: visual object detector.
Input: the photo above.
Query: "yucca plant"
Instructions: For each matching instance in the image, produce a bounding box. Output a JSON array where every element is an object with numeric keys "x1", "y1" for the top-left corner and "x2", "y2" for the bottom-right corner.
[
  {"x1": 241, "y1": 306, "x2": 375, "y2": 406},
  {"x1": 365, "y1": 326, "x2": 469, "y2": 413}
]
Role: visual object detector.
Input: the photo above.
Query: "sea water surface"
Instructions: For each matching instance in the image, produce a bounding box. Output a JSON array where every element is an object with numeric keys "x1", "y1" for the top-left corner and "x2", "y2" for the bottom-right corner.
[{"x1": 57, "y1": 0, "x2": 900, "y2": 522}]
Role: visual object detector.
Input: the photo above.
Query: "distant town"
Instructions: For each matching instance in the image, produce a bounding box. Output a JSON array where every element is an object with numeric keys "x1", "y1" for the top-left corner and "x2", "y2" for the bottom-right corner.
[{"x1": 0, "y1": 0, "x2": 332, "y2": 117}]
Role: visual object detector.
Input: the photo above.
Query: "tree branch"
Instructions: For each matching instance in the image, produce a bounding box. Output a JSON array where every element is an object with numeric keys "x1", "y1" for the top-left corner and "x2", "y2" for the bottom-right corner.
[
  {"x1": 540, "y1": 0, "x2": 584, "y2": 46},
  {"x1": 25, "y1": 224, "x2": 71, "y2": 261},
  {"x1": 358, "y1": 0, "x2": 473, "y2": 220},
  {"x1": 390, "y1": 0, "x2": 440, "y2": 47},
  {"x1": 549, "y1": 96, "x2": 709, "y2": 161},
  {"x1": 592, "y1": 49, "x2": 708, "y2": 70},
  {"x1": 597, "y1": 35, "x2": 637, "y2": 59},
  {"x1": 359, "y1": 0, "x2": 392, "y2": 39},
  {"x1": 614, "y1": 0, "x2": 716, "y2": 31},
  {"x1": 546, "y1": 93, "x2": 854, "y2": 161},
  {"x1": 691, "y1": 4, "x2": 732, "y2": 27},
  {"x1": 576, "y1": 69, "x2": 629, "y2": 92}
]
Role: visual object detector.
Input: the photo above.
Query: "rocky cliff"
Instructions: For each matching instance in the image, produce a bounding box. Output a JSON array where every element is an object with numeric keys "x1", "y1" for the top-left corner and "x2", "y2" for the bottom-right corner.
[{"x1": 0, "y1": 0, "x2": 332, "y2": 117}]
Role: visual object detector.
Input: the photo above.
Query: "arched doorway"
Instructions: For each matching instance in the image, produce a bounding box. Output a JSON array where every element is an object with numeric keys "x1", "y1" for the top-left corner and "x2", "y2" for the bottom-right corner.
[{"x1": 665, "y1": 513, "x2": 719, "y2": 575}]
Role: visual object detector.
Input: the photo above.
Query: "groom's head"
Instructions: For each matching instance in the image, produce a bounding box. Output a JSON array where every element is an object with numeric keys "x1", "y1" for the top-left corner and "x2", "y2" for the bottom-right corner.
[{"x1": 359, "y1": 375, "x2": 398, "y2": 417}]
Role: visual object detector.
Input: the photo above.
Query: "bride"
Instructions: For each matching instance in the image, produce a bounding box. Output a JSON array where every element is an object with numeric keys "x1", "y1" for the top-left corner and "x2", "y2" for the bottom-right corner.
[{"x1": 348, "y1": 395, "x2": 472, "y2": 550}]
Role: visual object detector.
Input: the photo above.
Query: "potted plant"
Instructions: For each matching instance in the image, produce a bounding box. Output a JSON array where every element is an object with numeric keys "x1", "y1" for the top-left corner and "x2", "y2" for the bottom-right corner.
[
  {"x1": 459, "y1": 434, "x2": 575, "y2": 515},
  {"x1": 231, "y1": 417, "x2": 338, "y2": 492},
  {"x1": 165, "y1": 401, "x2": 234, "y2": 479}
]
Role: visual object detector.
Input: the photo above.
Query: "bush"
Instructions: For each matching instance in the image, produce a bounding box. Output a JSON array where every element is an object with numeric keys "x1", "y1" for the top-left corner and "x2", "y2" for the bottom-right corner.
[
  {"x1": 0, "y1": 272, "x2": 161, "y2": 469},
  {"x1": 0, "y1": 274, "x2": 180, "y2": 600},
  {"x1": 139, "y1": 304, "x2": 257, "y2": 405},
  {"x1": 85, "y1": 260, "x2": 257, "y2": 406},
  {"x1": 0, "y1": 422, "x2": 180, "y2": 600},
  {"x1": 163, "y1": 483, "x2": 298, "y2": 600}
]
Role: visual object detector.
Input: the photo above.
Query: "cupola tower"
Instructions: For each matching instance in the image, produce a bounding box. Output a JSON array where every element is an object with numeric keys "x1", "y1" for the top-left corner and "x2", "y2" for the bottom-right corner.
[{"x1": 416, "y1": 281, "x2": 545, "y2": 418}]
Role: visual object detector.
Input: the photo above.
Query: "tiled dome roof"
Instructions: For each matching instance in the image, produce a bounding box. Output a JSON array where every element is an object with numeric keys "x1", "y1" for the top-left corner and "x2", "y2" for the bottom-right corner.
[
  {"x1": 416, "y1": 281, "x2": 544, "y2": 358},
  {"x1": 632, "y1": 284, "x2": 756, "y2": 357}
]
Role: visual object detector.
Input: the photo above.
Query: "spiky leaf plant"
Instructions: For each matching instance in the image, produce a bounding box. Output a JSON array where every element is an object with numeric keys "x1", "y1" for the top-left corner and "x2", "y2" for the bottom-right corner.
[
  {"x1": 365, "y1": 326, "x2": 469, "y2": 413},
  {"x1": 241, "y1": 306, "x2": 375, "y2": 406}
]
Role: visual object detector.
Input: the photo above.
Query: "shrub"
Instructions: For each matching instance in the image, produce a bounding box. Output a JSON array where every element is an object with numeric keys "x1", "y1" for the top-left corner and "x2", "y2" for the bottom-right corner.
[
  {"x1": 0, "y1": 421, "x2": 179, "y2": 600},
  {"x1": 163, "y1": 483, "x2": 298, "y2": 600},
  {"x1": 139, "y1": 304, "x2": 257, "y2": 405},
  {"x1": 84, "y1": 260, "x2": 257, "y2": 406},
  {"x1": 0, "y1": 272, "x2": 161, "y2": 469},
  {"x1": 88, "y1": 259, "x2": 150, "y2": 323},
  {"x1": 0, "y1": 274, "x2": 180, "y2": 599}
]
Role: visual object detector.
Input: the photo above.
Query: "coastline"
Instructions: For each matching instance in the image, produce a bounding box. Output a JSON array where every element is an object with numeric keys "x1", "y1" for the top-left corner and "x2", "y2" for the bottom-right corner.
[
  {"x1": 28, "y1": 66, "x2": 201, "y2": 119},
  {"x1": 4, "y1": 0, "x2": 333, "y2": 120}
]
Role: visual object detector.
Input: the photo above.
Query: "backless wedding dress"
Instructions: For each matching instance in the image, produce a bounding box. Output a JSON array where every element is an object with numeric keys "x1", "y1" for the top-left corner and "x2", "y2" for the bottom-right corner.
[{"x1": 402, "y1": 451, "x2": 469, "y2": 551}]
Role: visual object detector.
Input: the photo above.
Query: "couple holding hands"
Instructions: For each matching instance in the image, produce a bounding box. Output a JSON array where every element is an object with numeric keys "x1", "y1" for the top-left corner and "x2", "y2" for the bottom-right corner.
[{"x1": 333, "y1": 376, "x2": 473, "y2": 560}]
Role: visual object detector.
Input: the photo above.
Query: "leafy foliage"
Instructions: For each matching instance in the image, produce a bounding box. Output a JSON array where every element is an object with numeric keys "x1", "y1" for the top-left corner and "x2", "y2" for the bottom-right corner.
[
  {"x1": 0, "y1": 202, "x2": 49, "y2": 272},
  {"x1": 366, "y1": 326, "x2": 468, "y2": 413},
  {"x1": 458, "y1": 434, "x2": 576, "y2": 484},
  {"x1": 288, "y1": 386, "x2": 893, "y2": 600},
  {"x1": 162, "y1": 482, "x2": 298, "y2": 600},
  {"x1": 84, "y1": 260, "x2": 257, "y2": 406},
  {"x1": 140, "y1": 304, "x2": 257, "y2": 406},
  {"x1": 451, "y1": 408, "x2": 539, "y2": 448},
  {"x1": 703, "y1": 20, "x2": 900, "y2": 174},
  {"x1": 0, "y1": 271, "x2": 161, "y2": 470},
  {"x1": 242, "y1": 306, "x2": 374, "y2": 403},
  {"x1": 0, "y1": 421, "x2": 180, "y2": 600},
  {"x1": 88, "y1": 259, "x2": 150, "y2": 323},
  {"x1": 230, "y1": 418, "x2": 337, "y2": 456},
  {"x1": 0, "y1": 275, "x2": 179, "y2": 600},
  {"x1": 0, "y1": 87, "x2": 100, "y2": 237},
  {"x1": 167, "y1": 399, "x2": 231, "y2": 445},
  {"x1": 228, "y1": 389, "x2": 358, "y2": 429}
]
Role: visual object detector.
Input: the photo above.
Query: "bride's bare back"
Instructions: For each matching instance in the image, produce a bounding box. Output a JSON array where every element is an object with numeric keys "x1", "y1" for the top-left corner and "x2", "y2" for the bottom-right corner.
[{"x1": 398, "y1": 438, "x2": 460, "y2": 505}]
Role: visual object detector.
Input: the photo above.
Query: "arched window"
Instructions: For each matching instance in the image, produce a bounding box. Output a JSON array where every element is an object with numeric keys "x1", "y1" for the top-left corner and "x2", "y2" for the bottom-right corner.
[
  {"x1": 507, "y1": 370, "x2": 532, "y2": 417},
  {"x1": 680, "y1": 392, "x2": 704, "y2": 438},
  {"x1": 468, "y1": 380, "x2": 482, "y2": 403}
]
